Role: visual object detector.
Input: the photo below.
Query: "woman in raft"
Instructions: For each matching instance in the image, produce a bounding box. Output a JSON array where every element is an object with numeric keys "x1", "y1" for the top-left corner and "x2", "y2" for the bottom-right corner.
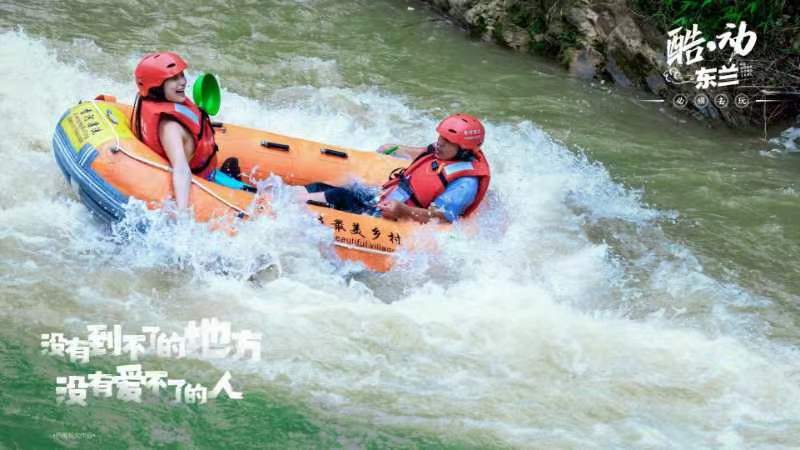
[
  {"x1": 131, "y1": 51, "x2": 219, "y2": 210},
  {"x1": 299, "y1": 114, "x2": 492, "y2": 223}
]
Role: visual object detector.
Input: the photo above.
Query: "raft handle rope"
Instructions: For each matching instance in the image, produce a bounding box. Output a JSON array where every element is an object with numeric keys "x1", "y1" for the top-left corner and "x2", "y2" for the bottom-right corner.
[{"x1": 90, "y1": 100, "x2": 250, "y2": 217}]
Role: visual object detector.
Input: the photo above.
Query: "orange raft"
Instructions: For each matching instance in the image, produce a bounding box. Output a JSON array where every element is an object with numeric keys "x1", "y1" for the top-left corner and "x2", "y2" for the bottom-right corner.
[{"x1": 52, "y1": 95, "x2": 460, "y2": 271}]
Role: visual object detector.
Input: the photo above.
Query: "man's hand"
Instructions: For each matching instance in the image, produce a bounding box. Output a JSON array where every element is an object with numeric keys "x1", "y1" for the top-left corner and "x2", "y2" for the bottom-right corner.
[
  {"x1": 378, "y1": 200, "x2": 449, "y2": 224},
  {"x1": 377, "y1": 200, "x2": 405, "y2": 220}
]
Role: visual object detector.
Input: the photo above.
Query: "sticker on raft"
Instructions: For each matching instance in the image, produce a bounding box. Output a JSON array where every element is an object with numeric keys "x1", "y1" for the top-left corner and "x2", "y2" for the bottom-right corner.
[
  {"x1": 60, "y1": 102, "x2": 132, "y2": 150},
  {"x1": 318, "y1": 215, "x2": 401, "y2": 250},
  {"x1": 41, "y1": 318, "x2": 262, "y2": 363},
  {"x1": 56, "y1": 364, "x2": 242, "y2": 406}
]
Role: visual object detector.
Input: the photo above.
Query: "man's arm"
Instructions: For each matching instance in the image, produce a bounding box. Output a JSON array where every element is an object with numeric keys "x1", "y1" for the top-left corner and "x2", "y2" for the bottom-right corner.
[
  {"x1": 429, "y1": 177, "x2": 480, "y2": 222},
  {"x1": 378, "y1": 177, "x2": 480, "y2": 224}
]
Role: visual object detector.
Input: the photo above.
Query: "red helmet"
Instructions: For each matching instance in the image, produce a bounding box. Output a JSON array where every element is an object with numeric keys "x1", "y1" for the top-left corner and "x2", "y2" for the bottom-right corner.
[
  {"x1": 134, "y1": 52, "x2": 188, "y2": 97},
  {"x1": 436, "y1": 113, "x2": 485, "y2": 151}
]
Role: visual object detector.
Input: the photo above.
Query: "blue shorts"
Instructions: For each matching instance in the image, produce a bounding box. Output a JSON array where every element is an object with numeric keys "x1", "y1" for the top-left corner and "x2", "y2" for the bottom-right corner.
[{"x1": 305, "y1": 182, "x2": 380, "y2": 215}]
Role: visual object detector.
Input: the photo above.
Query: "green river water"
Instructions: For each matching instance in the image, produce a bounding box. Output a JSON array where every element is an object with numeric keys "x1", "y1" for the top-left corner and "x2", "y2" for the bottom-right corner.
[{"x1": 1, "y1": 0, "x2": 799, "y2": 448}]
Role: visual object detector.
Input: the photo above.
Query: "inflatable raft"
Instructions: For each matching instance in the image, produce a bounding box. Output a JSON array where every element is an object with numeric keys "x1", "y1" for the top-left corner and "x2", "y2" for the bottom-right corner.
[{"x1": 52, "y1": 95, "x2": 454, "y2": 271}]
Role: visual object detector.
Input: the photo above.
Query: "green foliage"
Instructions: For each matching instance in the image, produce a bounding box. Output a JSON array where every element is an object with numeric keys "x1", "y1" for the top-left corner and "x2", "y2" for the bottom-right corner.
[
  {"x1": 635, "y1": 0, "x2": 797, "y2": 50},
  {"x1": 507, "y1": 2, "x2": 536, "y2": 29},
  {"x1": 528, "y1": 16, "x2": 547, "y2": 35}
]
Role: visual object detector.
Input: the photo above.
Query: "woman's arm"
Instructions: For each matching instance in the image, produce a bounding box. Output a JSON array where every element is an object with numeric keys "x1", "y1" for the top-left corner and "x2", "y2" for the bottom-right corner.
[{"x1": 159, "y1": 119, "x2": 193, "y2": 210}]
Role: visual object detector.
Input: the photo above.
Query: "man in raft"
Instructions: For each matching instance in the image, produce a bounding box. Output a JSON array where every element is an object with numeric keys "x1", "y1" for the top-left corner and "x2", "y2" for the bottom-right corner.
[
  {"x1": 299, "y1": 114, "x2": 491, "y2": 223},
  {"x1": 131, "y1": 52, "x2": 219, "y2": 211}
]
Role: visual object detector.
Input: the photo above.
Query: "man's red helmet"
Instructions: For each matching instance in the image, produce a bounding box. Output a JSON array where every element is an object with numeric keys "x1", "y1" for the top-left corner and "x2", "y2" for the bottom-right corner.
[
  {"x1": 436, "y1": 113, "x2": 485, "y2": 151},
  {"x1": 134, "y1": 52, "x2": 187, "y2": 97}
]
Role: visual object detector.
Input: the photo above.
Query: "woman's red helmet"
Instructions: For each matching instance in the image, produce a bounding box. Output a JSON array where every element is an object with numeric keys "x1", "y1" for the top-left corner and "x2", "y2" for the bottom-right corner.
[
  {"x1": 436, "y1": 113, "x2": 485, "y2": 151},
  {"x1": 134, "y1": 52, "x2": 187, "y2": 97}
]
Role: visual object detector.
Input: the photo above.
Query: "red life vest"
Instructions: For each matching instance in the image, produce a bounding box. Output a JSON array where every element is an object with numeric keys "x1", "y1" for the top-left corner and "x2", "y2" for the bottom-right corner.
[
  {"x1": 382, "y1": 147, "x2": 491, "y2": 217},
  {"x1": 133, "y1": 98, "x2": 218, "y2": 179}
]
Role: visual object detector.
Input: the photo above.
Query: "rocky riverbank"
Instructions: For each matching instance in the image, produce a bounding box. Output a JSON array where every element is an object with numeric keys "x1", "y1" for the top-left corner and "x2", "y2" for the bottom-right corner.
[{"x1": 413, "y1": 0, "x2": 800, "y2": 129}]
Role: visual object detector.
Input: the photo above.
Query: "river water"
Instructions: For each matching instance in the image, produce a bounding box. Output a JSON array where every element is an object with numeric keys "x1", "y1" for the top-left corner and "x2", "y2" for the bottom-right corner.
[{"x1": 1, "y1": 0, "x2": 799, "y2": 448}]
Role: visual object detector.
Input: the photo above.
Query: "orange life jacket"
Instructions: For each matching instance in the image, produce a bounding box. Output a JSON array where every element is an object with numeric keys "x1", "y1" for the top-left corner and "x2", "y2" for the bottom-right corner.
[
  {"x1": 382, "y1": 147, "x2": 491, "y2": 217},
  {"x1": 133, "y1": 98, "x2": 218, "y2": 179}
]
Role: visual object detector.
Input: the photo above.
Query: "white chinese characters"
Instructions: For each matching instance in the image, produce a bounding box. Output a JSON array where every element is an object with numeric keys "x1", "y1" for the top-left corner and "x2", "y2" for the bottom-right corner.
[
  {"x1": 56, "y1": 365, "x2": 242, "y2": 406},
  {"x1": 42, "y1": 318, "x2": 262, "y2": 363},
  {"x1": 666, "y1": 21, "x2": 758, "y2": 90},
  {"x1": 46, "y1": 318, "x2": 257, "y2": 406}
]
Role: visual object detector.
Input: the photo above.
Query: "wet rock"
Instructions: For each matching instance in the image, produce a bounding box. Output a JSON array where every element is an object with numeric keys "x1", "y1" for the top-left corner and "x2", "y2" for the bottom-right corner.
[
  {"x1": 461, "y1": 0, "x2": 504, "y2": 41},
  {"x1": 604, "y1": 54, "x2": 632, "y2": 88},
  {"x1": 568, "y1": 47, "x2": 603, "y2": 80},
  {"x1": 645, "y1": 73, "x2": 667, "y2": 96},
  {"x1": 718, "y1": 105, "x2": 752, "y2": 128},
  {"x1": 503, "y1": 23, "x2": 531, "y2": 51},
  {"x1": 699, "y1": 103, "x2": 720, "y2": 121}
]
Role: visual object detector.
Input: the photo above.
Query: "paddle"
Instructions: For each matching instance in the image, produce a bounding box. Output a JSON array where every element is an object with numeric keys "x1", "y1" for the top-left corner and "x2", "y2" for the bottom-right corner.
[{"x1": 192, "y1": 73, "x2": 221, "y2": 115}]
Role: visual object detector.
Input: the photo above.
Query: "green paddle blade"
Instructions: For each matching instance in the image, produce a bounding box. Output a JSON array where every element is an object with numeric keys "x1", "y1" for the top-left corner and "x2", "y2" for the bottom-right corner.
[{"x1": 192, "y1": 73, "x2": 221, "y2": 115}]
